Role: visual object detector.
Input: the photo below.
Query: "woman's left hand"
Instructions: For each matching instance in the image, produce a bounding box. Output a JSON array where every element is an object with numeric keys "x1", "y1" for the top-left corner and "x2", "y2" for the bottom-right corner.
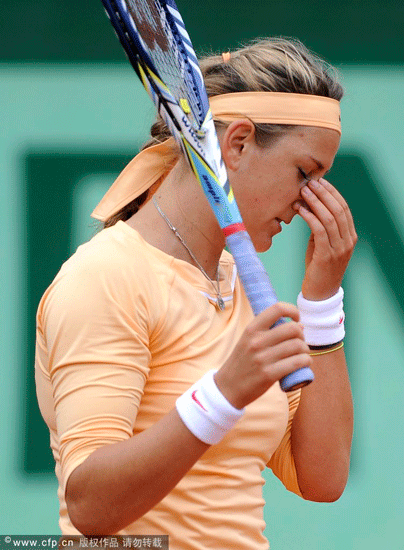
[{"x1": 293, "y1": 178, "x2": 357, "y2": 300}]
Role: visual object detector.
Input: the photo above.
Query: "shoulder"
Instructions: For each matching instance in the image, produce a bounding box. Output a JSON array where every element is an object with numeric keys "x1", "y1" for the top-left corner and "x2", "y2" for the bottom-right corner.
[
  {"x1": 63, "y1": 222, "x2": 171, "y2": 289},
  {"x1": 38, "y1": 222, "x2": 170, "y2": 329}
]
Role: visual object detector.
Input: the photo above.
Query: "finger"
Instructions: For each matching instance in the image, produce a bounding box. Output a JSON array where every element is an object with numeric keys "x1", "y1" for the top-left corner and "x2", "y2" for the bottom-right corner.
[
  {"x1": 313, "y1": 178, "x2": 358, "y2": 252},
  {"x1": 251, "y1": 301, "x2": 300, "y2": 332},
  {"x1": 301, "y1": 183, "x2": 347, "y2": 246},
  {"x1": 266, "y1": 319, "x2": 306, "y2": 346},
  {"x1": 259, "y1": 336, "x2": 310, "y2": 364},
  {"x1": 319, "y1": 178, "x2": 357, "y2": 239},
  {"x1": 248, "y1": 321, "x2": 306, "y2": 358},
  {"x1": 295, "y1": 200, "x2": 338, "y2": 251},
  {"x1": 308, "y1": 179, "x2": 351, "y2": 241},
  {"x1": 263, "y1": 352, "x2": 313, "y2": 382}
]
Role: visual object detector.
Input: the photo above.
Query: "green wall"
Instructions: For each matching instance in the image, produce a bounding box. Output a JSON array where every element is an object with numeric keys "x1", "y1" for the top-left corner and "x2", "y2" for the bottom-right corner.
[{"x1": 1, "y1": 0, "x2": 404, "y2": 547}]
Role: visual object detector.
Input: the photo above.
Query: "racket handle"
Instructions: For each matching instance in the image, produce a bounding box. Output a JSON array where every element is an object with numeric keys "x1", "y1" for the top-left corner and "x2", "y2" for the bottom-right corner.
[{"x1": 225, "y1": 230, "x2": 314, "y2": 392}]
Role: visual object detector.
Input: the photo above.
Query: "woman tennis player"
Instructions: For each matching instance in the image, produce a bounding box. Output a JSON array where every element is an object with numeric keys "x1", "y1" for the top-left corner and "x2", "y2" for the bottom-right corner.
[{"x1": 35, "y1": 38, "x2": 356, "y2": 548}]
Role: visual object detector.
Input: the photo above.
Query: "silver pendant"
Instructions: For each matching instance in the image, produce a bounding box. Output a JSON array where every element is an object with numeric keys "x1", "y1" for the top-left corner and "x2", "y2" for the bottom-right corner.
[{"x1": 217, "y1": 296, "x2": 225, "y2": 311}]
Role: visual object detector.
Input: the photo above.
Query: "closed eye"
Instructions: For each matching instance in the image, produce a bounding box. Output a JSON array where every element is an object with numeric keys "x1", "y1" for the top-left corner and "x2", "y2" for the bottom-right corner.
[{"x1": 298, "y1": 168, "x2": 310, "y2": 184}]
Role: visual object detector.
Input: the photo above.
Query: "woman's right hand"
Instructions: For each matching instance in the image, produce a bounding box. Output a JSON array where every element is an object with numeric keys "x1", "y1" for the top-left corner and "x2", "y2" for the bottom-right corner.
[{"x1": 214, "y1": 302, "x2": 312, "y2": 409}]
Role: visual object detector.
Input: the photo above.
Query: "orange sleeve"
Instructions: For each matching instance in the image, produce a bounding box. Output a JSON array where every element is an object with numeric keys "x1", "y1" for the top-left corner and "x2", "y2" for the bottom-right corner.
[
  {"x1": 266, "y1": 388, "x2": 303, "y2": 497},
  {"x1": 42, "y1": 252, "x2": 161, "y2": 493}
]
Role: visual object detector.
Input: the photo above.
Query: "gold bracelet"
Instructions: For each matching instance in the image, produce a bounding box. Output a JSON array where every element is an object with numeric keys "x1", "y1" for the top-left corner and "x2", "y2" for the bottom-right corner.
[{"x1": 309, "y1": 342, "x2": 344, "y2": 356}]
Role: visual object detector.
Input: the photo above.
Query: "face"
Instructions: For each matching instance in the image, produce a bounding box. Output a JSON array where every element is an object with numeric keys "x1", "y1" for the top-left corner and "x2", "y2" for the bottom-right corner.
[{"x1": 228, "y1": 126, "x2": 341, "y2": 252}]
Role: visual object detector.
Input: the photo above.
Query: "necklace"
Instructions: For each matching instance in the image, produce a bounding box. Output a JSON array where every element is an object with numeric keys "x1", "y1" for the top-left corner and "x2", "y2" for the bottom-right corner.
[{"x1": 152, "y1": 196, "x2": 225, "y2": 311}]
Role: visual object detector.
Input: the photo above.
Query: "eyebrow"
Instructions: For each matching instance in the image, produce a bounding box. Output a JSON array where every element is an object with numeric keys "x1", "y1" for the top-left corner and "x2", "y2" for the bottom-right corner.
[{"x1": 309, "y1": 156, "x2": 330, "y2": 175}]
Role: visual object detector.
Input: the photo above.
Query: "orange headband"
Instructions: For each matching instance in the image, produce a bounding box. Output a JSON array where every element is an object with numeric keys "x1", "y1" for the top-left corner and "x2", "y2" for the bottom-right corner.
[
  {"x1": 91, "y1": 92, "x2": 341, "y2": 221},
  {"x1": 211, "y1": 92, "x2": 341, "y2": 133}
]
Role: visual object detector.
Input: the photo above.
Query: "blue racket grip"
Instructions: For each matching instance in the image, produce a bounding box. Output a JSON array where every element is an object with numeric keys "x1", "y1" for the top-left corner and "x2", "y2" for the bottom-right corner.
[{"x1": 225, "y1": 230, "x2": 314, "y2": 392}]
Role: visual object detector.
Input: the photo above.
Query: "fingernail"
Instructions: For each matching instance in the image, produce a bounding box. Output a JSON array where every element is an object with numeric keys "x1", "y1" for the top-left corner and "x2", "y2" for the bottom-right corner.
[
  {"x1": 301, "y1": 186, "x2": 310, "y2": 195},
  {"x1": 309, "y1": 179, "x2": 319, "y2": 188}
]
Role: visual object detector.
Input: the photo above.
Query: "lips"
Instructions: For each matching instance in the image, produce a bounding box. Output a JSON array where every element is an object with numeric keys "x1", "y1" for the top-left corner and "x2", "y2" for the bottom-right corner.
[
  {"x1": 274, "y1": 218, "x2": 283, "y2": 233},
  {"x1": 277, "y1": 214, "x2": 297, "y2": 226}
]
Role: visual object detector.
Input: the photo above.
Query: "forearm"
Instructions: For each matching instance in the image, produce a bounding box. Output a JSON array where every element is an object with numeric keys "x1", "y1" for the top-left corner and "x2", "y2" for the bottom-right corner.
[
  {"x1": 291, "y1": 347, "x2": 353, "y2": 501},
  {"x1": 66, "y1": 408, "x2": 209, "y2": 535}
]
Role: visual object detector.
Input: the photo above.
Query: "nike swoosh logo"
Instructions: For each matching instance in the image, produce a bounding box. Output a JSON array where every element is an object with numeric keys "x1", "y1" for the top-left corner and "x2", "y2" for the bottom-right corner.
[{"x1": 192, "y1": 390, "x2": 207, "y2": 412}]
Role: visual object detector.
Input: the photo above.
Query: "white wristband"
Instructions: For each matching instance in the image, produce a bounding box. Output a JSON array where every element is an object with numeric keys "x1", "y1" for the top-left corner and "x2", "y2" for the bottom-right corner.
[
  {"x1": 175, "y1": 370, "x2": 245, "y2": 445},
  {"x1": 297, "y1": 287, "x2": 345, "y2": 346}
]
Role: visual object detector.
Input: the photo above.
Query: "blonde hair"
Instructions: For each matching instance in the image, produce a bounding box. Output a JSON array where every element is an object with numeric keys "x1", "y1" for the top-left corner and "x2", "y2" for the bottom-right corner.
[{"x1": 104, "y1": 37, "x2": 343, "y2": 227}]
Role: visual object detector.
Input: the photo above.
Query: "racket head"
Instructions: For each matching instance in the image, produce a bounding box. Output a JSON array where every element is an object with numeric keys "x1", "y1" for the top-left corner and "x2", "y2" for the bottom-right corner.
[
  {"x1": 103, "y1": 0, "x2": 209, "y2": 132},
  {"x1": 102, "y1": 0, "x2": 241, "y2": 228}
]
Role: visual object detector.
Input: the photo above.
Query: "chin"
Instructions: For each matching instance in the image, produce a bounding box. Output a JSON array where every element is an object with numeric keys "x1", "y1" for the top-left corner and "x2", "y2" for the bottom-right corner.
[{"x1": 254, "y1": 236, "x2": 273, "y2": 253}]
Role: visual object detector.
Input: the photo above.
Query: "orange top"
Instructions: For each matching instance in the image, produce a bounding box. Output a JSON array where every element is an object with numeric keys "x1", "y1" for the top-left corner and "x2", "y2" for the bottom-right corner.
[{"x1": 35, "y1": 221, "x2": 302, "y2": 549}]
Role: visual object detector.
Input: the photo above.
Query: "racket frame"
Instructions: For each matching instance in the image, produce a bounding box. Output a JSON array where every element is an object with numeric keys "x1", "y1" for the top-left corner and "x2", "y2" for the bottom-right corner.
[{"x1": 101, "y1": 0, "x2": 314, "y2": 391}]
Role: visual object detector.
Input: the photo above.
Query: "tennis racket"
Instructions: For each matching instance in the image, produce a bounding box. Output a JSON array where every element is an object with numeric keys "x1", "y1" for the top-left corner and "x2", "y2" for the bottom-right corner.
[{"x1": 100, "y1": 0, "x2": 314, "y2": 391}]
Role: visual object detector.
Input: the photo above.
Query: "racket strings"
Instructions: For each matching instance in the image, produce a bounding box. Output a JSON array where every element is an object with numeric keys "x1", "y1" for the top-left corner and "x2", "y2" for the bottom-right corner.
[{"x1": 124, "y1": 0, "x2": 203, "y2": 128}]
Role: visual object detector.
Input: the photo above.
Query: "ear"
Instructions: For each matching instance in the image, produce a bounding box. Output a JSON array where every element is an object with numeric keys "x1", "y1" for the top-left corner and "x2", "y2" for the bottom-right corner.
[{"x1": 219, "y1": 119, "x2": 256, "y2": 172}]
